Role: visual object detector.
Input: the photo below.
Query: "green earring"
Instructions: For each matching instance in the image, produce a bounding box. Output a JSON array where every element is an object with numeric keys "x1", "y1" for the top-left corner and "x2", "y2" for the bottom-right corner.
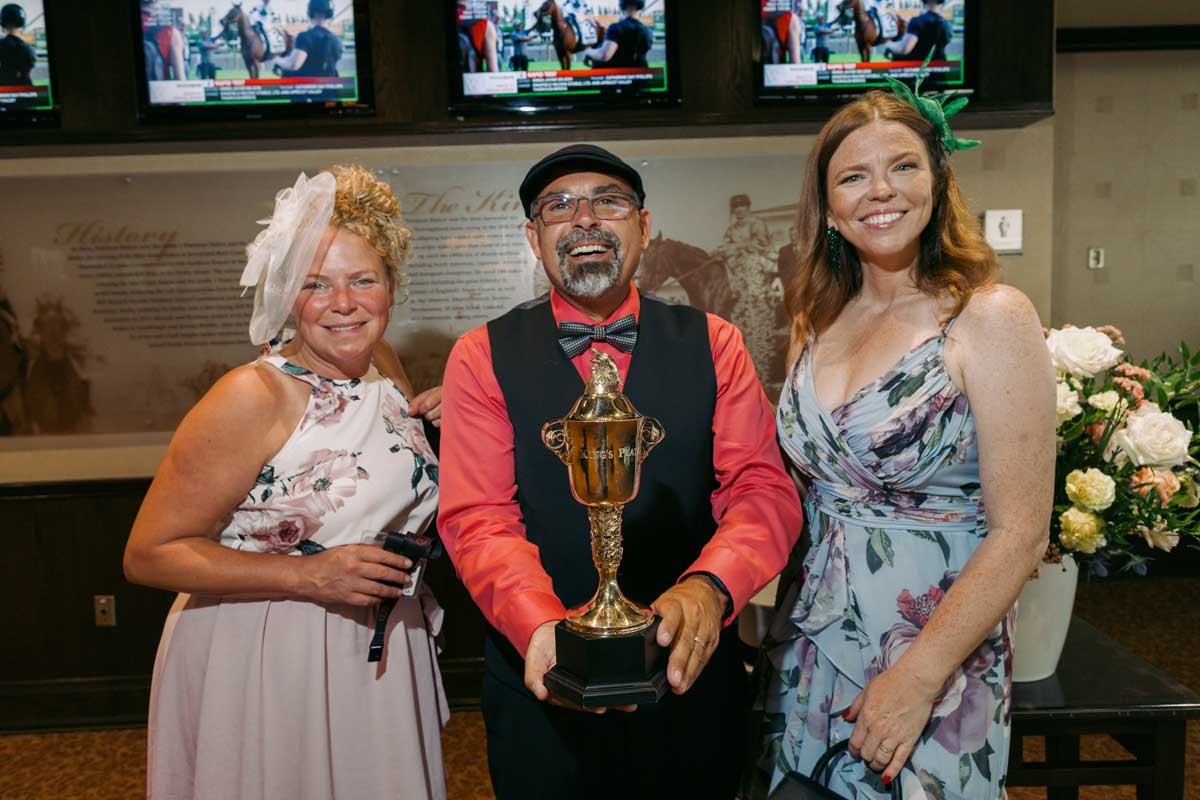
[{"x1": 826, "y1": 226, "x2": 842, "y2": 285}]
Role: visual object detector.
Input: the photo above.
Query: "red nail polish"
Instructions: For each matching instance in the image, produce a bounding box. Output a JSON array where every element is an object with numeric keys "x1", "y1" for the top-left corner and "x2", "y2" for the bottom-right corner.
[
  {"x1": 882, "y1": 774, "x2": 892, "y2": 786},
  {"x1": 841, "y1": 710, "x2": 850, "y2": 720}
]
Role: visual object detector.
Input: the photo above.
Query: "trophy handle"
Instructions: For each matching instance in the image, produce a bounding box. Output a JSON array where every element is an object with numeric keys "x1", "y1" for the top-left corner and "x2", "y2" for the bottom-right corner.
[
  {"x1": 639, "y1": 416, "x2": 665, "y2": 462},
  {"x1": 542, "y1": 419, "x2": 571, "y2": 464}
]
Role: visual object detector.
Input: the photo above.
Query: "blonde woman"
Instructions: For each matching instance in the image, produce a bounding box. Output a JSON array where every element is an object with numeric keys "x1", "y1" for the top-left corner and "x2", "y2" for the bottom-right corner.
[{"x1": 125, "y1": 165, "x2": 447, "y2": 799}]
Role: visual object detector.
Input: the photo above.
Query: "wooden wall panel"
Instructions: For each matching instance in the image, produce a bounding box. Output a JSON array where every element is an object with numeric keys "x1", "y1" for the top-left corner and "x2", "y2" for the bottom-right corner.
[{"x1": 0, "y1": 480, "x2": 487, "y2": 731}]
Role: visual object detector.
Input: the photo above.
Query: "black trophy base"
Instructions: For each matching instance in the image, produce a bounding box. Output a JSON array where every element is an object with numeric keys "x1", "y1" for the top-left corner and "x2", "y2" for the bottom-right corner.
[{"x1": 543, "y1": 617, "x2": 668, "y2": 708}]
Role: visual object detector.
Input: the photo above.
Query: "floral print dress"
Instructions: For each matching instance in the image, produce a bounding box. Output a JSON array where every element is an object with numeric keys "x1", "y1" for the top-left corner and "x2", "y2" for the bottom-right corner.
[
  {"x1": 751, "y1": 326, "x2": 1014, "y2": 800},
  {"x1": 147, "y1": 356, "x2": 448, "y2": 800}
]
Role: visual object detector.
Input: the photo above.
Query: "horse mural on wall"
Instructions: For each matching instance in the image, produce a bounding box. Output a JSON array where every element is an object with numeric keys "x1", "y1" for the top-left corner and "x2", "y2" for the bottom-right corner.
[
  {"x1": 220, "y1": 3, "x2": 293, "y2": 79},
  {"x1": 24, "y1": 297, "x2": 96, "y2": 435},
  {"x1": 0, "y1": 291, "x2": 27, "y2": 435},
  {"x1": 529, "y1": 1, "x2": 606, "y2": 71},
  {"x1": 636, "y1": 233, "x2": 738, "y2": 323},
  {"x1": 836, "y1": 0, "x2": 906, "y2": 64}
]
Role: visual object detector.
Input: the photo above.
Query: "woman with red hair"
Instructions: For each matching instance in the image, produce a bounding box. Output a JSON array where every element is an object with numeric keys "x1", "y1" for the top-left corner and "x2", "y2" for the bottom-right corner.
[{"x1": 749, "y1": 87, "x2": 1056, "y2": 798}]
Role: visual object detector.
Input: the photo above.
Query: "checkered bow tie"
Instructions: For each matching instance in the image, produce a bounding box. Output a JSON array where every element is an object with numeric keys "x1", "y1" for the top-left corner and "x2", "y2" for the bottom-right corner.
[{"x1": 557, "y1": 314, "x2": 638, "y2": 358}]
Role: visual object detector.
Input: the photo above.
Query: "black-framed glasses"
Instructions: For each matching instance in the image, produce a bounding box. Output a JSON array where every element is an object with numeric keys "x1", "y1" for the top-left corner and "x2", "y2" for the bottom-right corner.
[{"x1": 532, "y1": 191, "x2": 640, "y2": 225}]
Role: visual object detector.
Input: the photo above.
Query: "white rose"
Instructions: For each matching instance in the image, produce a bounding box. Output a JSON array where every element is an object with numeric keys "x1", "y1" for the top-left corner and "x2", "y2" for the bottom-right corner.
[
  {"x1": 1112, "y1": 409, "x2": 1192, "y2": 468},
  {"x1": 1056, "y1": 381, "x2": 1083, "y2": 426},
  {"x1": 1046, "y1": 327, "x2": 1124, "y2": 378},
  {"x1": 1087, "y1": 390, "x2": 1122, "y2": 415}
]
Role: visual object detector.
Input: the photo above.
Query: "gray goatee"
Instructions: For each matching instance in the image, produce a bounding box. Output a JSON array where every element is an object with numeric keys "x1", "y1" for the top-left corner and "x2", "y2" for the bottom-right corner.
[{"x1": 555, "y1": 229, "x2": 623, "y2": 299}]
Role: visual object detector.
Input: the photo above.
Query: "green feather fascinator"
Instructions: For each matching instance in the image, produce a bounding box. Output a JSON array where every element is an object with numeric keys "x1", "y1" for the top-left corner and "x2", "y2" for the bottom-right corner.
[{"x1": 881, "y1": 51, "x2": 981, "y2": 154}]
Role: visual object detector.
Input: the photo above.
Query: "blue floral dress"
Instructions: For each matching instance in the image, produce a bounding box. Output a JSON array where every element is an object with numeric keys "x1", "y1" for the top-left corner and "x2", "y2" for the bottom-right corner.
[{"x1": 751, "y1": 325, "x2": 1014, "y2": 800}]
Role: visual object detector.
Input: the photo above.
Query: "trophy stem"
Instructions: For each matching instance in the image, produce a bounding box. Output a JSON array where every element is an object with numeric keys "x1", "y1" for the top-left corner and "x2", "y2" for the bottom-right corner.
[{"x1": 564, "y1": 504, "x2": 654, "y2": 636}]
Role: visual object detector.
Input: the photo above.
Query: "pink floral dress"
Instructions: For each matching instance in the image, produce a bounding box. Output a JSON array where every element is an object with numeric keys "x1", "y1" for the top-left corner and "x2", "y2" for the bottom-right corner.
[
  {"x1": 750, "y1": 326, "x2": 1014, "y2": 800},
  {"x1": 147, "y1": 355, "x2": 447, "y2": 800}
]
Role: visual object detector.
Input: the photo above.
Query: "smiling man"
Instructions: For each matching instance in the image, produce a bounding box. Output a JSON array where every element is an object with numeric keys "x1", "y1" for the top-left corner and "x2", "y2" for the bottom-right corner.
[{"x1": 438, "y1": 144, "x2": 804, "y2": 799}]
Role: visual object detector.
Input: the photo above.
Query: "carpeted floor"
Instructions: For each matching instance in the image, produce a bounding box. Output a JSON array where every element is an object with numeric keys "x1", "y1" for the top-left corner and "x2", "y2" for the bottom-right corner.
[{"x1": 1, "y1": 577, "x2": 1197, "y2": 800}]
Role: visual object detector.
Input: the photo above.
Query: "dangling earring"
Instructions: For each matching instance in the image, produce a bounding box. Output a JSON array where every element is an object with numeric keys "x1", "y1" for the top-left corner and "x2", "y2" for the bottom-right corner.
[{"x1": 825, "y1": 226, "x2": 843, "y2": 285}]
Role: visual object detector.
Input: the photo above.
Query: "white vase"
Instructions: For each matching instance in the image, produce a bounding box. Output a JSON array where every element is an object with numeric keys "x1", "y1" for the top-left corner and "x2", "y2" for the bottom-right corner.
[{"x1": 1012, "y1": 555, "x2": 1079, "y2": 683}]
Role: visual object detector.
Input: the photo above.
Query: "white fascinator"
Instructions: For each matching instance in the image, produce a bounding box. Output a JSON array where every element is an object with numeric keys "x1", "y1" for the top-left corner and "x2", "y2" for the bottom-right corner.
[{"x1": 240, "y1": 171, "x2": 338, "y2": 346}]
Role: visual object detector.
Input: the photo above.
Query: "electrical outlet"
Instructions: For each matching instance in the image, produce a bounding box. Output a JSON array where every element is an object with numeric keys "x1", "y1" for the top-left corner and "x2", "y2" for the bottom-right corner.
[
  {"x1": 1087, "y1": 248, "x2": 1105, "y2": 270},
  {"x1": 94, "y1": 595, "x2": 117, "y2": 627}
]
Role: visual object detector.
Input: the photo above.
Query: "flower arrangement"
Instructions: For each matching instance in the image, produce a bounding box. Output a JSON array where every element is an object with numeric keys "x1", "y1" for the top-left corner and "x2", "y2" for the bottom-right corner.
[{"x1": 1048, "y1": 325, "x2": 1200, "y2": 575}]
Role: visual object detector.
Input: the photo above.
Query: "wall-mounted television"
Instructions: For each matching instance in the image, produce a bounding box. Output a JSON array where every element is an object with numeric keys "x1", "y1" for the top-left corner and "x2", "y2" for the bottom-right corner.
[
  {"x1": 449, "y1": 0, "x2": 681, "y2": 114},
  {"x1": 134, "y1": 0, "x2": 374, "y2": 120},
  {"x1": 755, "y1": 0, "x2": 973, "y2": 102},
  {"x1": 0, "y1": 0, "x2": 59, "y2": 127}
]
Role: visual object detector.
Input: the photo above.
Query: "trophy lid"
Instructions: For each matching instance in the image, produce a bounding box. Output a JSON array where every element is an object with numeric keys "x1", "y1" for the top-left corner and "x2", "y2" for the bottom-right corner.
[
  {"x1": 569, "y1": 349, "x2": 639, "y2": 421},
  {"x1": 585, "y1": 350, "x2": 621, "y2": 395}
]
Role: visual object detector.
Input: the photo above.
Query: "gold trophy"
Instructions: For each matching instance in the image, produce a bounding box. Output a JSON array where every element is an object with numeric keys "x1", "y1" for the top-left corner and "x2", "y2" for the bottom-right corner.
[{"x1": 540, "y1": 349, "x2": 668, "y2": 707}]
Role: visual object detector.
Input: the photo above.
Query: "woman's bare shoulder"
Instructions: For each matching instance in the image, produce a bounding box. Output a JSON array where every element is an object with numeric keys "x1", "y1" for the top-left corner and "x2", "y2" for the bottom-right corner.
[
  {"x1": 954, "y1": 284, "x2": 1040, "y2": 339},
  {"x1": 955, "y1": 284, "x2": 1032, "y2": 321},
  {"x1": 176, "y1": 361, "x2": 303, "y2": 446},
  {"x1": 943, "y1": 285, "x2": 1045, "y2": 387}
]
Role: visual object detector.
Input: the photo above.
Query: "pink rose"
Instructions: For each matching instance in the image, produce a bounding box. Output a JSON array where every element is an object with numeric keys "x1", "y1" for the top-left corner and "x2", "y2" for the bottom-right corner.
[
  {"x1": 877, "y1": 621, "x2": 920, "y2": 672},
  {"x1": 383, "y1": 393, "x2": 436, "y2": 459},
  {"x1": 930, "y1": 639, "x2": 996, "y2": 755},
  {"x1": 303, "y1": 381, "x2": 349, "y2": 430},
  {"x1": 381, "y1": 393, "x2": 408, "y2": 434},
  {"x1": 1130, "y1": 466, "x2": 1182, "y2": 504},
  {"x1": 1085, "y1": 421, "x2": 1111, "y2": 445},
  {"x1": 228, "y1": 506, "x2": 322, "y2": 553},
  {"x1": 289, "y1": 448, "x2": 366, "y2": 516}
]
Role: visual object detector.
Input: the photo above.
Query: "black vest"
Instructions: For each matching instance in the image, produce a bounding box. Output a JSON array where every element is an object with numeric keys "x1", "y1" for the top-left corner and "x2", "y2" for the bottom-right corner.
[{"x1": 485, "y1": 293, "x2": 720, "y2": 687}]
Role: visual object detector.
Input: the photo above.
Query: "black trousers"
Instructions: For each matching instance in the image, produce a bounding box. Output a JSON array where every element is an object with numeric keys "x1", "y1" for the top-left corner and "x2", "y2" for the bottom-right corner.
[{"x1": 482, "y1": 629, "x2": 748, "y2": 800}]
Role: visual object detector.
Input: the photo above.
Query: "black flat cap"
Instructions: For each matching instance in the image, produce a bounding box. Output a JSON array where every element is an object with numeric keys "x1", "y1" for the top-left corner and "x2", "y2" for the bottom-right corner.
[{"x1": 519, "y1": 144, "x2": 646, "y2": 220}]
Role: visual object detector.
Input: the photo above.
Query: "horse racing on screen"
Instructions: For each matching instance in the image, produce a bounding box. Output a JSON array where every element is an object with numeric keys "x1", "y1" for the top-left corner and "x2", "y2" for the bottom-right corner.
[
  {"x1": 138, "y1": 0, "x2": 366, "y2": 108},
  {"x1": 0, "y1": 1, "x2": 53, "y2": 113},
  {"x1": 758, "y1": 0, "x2": 969, "y2": 96},
  {"x1": 454, "y1": 0, "x2": 672, "y2": 104}
]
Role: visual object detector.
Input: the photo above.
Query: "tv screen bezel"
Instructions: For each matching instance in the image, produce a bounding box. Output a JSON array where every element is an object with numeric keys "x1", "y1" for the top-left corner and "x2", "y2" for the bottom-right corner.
[
  {"x1": 752, "y1": 0, "x2": 978, "y2": 105},
  {"x1": 132, "y1": 0, "x2": 377, "y2": 123},
  {"x1": 447, "y1": 0, "x2": 683, "y2": 116},
  {"x1": 0, "y1": 1, "x2": 62, "y2": 129}
]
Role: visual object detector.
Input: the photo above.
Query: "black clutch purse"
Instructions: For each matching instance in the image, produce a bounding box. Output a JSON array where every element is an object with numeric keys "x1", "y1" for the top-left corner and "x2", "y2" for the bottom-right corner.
[
  {"x1": 767, "y1": 740, "x2": 901, "y2": 800},
  {"x1": 367, "y1": 530, "x2": 444, "y2": 663}
]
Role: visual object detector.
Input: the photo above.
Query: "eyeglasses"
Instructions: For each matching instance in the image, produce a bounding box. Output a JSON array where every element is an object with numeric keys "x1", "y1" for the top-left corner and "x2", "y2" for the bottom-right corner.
[{"x1": 532, "y1": 191, "x2": 640, "y2": 225}]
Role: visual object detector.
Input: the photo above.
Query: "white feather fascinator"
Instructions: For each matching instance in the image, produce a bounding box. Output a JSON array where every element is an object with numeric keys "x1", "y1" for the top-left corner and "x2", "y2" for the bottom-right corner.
[{"x1": 240, "y1": 171, "x2": 337, "y2": 346}]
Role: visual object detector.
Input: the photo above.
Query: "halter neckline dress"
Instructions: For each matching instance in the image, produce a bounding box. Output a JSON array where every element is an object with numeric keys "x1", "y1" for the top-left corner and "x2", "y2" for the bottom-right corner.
[{"x1": 147, "y1": 355, "x2": 448, "y2": 800}]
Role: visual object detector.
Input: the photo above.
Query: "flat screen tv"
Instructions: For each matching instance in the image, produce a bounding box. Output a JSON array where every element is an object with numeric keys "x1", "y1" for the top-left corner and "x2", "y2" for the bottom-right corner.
[
  {"x1": 755, "y1": 0, "x2": 973, "y2": 101},
  {"x1": 449, "y1": 0, "x2": 680, "y2": 114},
  {"x1": 0, "y1": 0, "x2": 59, "y2": 127},
  {"x1": 134, "y1": 0, "x2": 374, "y2": 120}
]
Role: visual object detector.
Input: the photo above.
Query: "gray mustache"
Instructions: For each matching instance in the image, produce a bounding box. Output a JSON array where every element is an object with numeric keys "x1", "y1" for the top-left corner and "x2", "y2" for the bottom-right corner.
[{"x1": 556, "y1": 229, "x2": 621, "y2": 262}]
